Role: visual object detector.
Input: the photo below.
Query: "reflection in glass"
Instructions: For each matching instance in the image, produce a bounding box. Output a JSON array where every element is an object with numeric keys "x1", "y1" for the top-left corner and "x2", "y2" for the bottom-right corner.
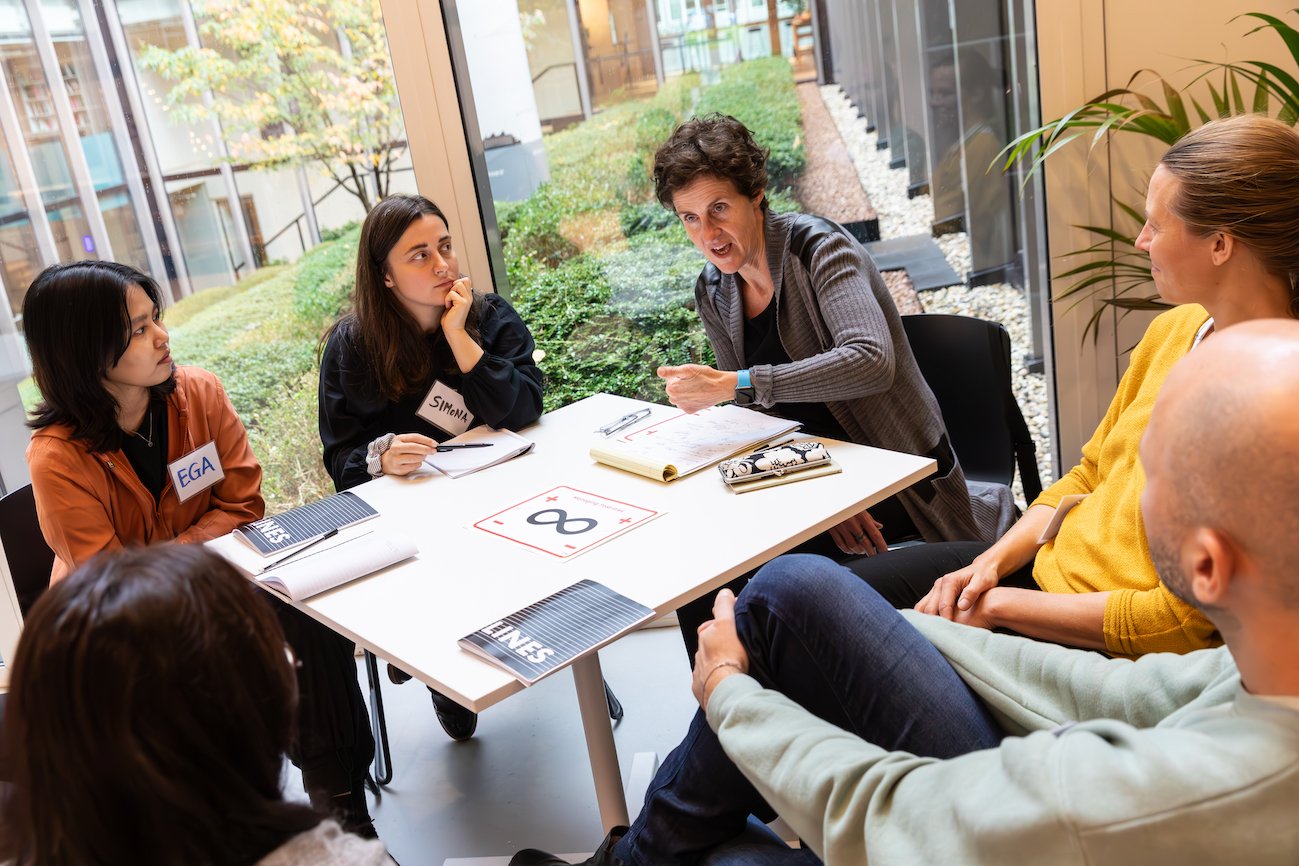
[
  {"x1": 0, "y1": 0, "x2": 91, "y2": 261},
  {"x1": 0, "y1": 123, "x2": 42, "y2": 317},
  {"x1": 40, "y1": 0, "x2": 149, "y2": 272}
]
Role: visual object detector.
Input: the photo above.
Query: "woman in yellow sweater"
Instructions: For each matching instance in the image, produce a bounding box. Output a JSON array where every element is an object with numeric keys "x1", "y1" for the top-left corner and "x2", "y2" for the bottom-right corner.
[{"x1": 848, "y1": 114, "x2": 1299, "y2": 657}]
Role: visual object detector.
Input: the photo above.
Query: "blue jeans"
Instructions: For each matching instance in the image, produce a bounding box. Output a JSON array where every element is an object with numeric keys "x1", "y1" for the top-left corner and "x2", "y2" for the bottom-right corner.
[{"x1": 616, "y1": 554, "x2": 1004, "y2": 865}]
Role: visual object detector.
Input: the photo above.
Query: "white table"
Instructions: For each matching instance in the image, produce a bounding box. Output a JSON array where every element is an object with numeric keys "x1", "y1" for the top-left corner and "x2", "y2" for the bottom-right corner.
[{"x1": 211, "y1": 393, "x2": 934, "y2": 831}]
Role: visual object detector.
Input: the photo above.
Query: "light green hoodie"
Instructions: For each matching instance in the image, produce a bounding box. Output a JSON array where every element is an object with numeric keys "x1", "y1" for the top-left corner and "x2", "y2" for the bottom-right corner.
[{"x1": 707, "y1": 610, "x2": 1299, "y2": 865}]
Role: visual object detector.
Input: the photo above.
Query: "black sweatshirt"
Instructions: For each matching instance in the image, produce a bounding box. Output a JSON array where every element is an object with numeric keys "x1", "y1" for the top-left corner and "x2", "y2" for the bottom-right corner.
[{"x1": 318, "y1": 293, "x2": 544, "y2": 491}]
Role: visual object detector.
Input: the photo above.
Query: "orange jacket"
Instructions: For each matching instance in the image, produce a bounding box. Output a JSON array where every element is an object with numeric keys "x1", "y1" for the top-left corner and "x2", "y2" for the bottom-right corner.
[{"x1": 27, "y1": 366, "x2": 265, "y2": 582}]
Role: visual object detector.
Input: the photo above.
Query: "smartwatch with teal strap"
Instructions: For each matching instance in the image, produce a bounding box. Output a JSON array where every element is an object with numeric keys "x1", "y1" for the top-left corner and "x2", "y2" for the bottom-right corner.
[{"x1": 734, "y1": 368, "x2": 756, "y2": 406}]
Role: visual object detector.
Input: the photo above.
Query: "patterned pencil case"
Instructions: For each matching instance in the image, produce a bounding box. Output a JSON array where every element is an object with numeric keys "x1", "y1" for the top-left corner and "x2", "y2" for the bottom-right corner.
[{"x1": 718, "y1": 441, "x2": 831, "y2": 484}]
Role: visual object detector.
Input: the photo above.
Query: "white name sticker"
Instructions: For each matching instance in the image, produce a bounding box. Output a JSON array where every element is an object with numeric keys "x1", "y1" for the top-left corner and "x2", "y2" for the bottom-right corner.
[
  {"x1": 417, "y1": 380, "x2": 474, "y2": 436},
  {"x1": 167, "y1": 440, "x2": 225, "y2": 503}
]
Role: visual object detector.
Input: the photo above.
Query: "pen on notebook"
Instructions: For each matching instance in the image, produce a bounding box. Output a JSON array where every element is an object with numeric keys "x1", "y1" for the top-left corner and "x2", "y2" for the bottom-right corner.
[
  {"x1": 265, "y1": 528, "x2": 338, "y2": 570},
  {"x1": 435, "y1": 443, "x2": 495, "y2": 452}
]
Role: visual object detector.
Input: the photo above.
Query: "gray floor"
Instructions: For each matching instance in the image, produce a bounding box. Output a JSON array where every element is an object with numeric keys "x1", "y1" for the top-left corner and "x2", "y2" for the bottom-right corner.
[{"x1": 287, "y1": 623, "x2": 699, "y2": 865}]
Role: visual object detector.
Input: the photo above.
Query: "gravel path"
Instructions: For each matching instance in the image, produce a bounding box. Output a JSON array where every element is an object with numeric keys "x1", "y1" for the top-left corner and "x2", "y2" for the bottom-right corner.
[{"x1": 817, "y1": 85, "x2": 1057, "y2": 499}]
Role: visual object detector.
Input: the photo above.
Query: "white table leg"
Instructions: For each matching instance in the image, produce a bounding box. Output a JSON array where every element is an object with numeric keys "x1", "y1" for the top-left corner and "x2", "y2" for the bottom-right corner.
[{"x1": 571, "y1": 652, "x2": 630, "y2": 830}]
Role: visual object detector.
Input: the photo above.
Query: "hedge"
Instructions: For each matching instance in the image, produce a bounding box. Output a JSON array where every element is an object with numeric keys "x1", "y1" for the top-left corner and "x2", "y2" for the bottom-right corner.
[{"x1": 18, "y1": 59, "x2": 806, "y2": 512}]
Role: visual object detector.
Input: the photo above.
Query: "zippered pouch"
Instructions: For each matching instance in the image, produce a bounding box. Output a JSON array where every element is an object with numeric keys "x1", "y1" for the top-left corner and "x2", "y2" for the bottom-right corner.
[{"x1": 718, "y1": 441, "x2": 830, "y2": 484}]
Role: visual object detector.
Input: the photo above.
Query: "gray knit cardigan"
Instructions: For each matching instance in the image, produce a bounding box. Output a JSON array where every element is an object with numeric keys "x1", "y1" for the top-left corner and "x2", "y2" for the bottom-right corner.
[{"x1": 693, "y1": 210, "x2": 1013, "y2": 543}]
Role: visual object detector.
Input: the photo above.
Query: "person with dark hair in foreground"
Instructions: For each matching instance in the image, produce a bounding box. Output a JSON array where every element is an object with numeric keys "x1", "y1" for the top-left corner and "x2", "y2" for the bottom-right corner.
[
  {"x1": 0, "y1": 545, "x2": 392, "y2": 866},
  {"x1": 512, "y1": 320, "x2": 1299, "y2": 864},
  {"x1": 22, "y1": 259, "x2": 380, "y2": 837}
]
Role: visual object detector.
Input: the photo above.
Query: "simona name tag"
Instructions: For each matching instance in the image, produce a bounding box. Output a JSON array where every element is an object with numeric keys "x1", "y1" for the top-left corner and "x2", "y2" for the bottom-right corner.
[
  {"x1": 168, "y1": 440, "x2": 225, "y2": 503},
  {"x1": 417, "y1": 379, "x2": 474, "y2": 436}
]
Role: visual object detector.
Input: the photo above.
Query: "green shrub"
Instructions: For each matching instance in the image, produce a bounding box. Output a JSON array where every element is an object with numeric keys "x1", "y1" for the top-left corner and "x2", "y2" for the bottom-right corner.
[
  {"x1": 695, "y1": 57, "x2": 805, "y2": 187},
  {"x1": 293, "y1": 224, "x2": 359, "y2": 320}
]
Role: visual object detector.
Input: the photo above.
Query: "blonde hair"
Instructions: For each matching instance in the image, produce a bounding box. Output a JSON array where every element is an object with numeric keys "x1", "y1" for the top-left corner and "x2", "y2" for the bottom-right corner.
[{"x1": 1161, "y1": 114, "x2": 1299, "y2": 309}]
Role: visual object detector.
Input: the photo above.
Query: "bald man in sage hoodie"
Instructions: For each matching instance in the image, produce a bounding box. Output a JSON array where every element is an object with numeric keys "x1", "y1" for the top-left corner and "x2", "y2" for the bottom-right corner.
[{"x1": 513, "y1": 319, "x2": 1299, "y2": 865}]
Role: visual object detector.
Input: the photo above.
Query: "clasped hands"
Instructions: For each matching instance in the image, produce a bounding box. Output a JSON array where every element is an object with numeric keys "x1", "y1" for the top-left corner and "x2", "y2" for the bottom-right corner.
[{"x1": 914, "y1": 556, "x2": 1001, "y2": 629}]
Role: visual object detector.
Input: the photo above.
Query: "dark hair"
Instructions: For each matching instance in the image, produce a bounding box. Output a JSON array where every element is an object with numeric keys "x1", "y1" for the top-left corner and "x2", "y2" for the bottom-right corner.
[
  {"x1": 653, "y1": 113, "x2": 770, "y2": 211},
  {"x1": 1160, "y1": 114, "x2": 1299, "y2": 315},
  {"x1": 0, "y1": 545, "x2": 320, "y2": 866},
  {"x1": 23, "y1": 260, "x2": 176, "y2": 452},
  {"x1": 326, "y1": 194, "x2": 484, "y2": 402}
]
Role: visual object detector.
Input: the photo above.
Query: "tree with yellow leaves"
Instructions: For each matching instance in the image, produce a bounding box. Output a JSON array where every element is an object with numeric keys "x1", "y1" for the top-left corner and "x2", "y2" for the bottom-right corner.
[{"x1": 139, "y1": 0, "x2": 404, "y2": 213}]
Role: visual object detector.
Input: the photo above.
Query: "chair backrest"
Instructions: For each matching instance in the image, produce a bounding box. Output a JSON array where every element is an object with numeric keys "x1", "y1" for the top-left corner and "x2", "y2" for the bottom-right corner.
[
  {"x1": 901, "y1": 314, "x2": 1042, "y2": 503},
  {"x1": 0, "y1": 486, "x2": 53, "y2": 619}
]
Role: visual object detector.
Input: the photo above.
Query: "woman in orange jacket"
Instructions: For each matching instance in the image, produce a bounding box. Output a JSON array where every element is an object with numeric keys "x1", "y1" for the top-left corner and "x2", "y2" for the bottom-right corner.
[
  {"x1": 24, "y1": 261, "x2": 263, "y2": 580},
  {"x1": 22, "y1": 260, "x2": 381, "y2": 840}
]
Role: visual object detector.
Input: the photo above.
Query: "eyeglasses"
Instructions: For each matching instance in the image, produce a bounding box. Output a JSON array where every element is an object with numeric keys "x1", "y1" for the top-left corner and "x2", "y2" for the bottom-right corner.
[{"x1": 595, "y1": 407, "x2": 652, "y2": 437}]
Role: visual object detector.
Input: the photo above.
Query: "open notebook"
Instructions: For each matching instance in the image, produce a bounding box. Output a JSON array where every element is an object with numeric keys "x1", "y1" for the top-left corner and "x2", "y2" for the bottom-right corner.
[
  {"x1": 590, "y1": 403, "x2": 799, "y2": 482},
  {"x1": 217, "y1": 493, "x2": 417, "y2": 601}
]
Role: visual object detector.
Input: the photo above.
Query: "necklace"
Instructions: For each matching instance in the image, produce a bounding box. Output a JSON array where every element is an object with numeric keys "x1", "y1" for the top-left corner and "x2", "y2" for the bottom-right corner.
[{"x1": 130, "y1": 406, "x2": 154, "y2": 448}]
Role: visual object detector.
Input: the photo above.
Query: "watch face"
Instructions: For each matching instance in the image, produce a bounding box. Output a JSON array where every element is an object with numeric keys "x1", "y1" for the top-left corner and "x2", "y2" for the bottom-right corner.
[{"x1": 734, "y1": 387, "x2": 756, "y2": 407}]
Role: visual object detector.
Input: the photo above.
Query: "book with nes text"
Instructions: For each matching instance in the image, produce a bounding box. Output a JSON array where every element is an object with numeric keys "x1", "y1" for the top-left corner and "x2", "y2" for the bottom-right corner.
[
  {"x1": 235, "y1": 491, "x2": 378, "y2": 556},
  {"x1": 459, "y1": 580, "x2": 655, "y2": 685}
]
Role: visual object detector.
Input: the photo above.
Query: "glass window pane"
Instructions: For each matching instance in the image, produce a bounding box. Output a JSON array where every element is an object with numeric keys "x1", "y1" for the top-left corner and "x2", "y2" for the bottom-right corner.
[
  {"x1": 41, "y1": 0, "x2": 150, "y2": 272},
  {"x1": 0, "y1": 0, "x2": 93, "y2": 263}
]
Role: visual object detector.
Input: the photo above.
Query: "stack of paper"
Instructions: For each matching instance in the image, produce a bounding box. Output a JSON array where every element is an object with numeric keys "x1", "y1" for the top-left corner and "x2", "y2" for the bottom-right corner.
[{"x1": 424, "y1": 427, "x2": 535, "y2": 479}]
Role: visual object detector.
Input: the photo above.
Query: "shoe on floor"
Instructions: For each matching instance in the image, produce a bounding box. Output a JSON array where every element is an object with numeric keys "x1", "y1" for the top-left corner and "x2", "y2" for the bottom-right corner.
[
  {"x1": 509, "y1": 826, "x2": 627, "y2": 866},
  {"x1": 428, "y1": 688, "x2": 478, "y2": 741},
  {"x1": 333, "y1": 780, "x2": 378, "y2": 839},
  {"x1": 386, "y1": 662, "x2": 414, "y2": 685}
]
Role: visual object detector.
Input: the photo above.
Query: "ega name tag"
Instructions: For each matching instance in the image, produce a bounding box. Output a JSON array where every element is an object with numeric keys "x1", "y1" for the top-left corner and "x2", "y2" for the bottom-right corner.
[
  {"x1": 167, "y1": 440, "x2": 225, "y2": 503},
  {"x1": 417, "y1": 380, "x2": 474, "y2": 436}
]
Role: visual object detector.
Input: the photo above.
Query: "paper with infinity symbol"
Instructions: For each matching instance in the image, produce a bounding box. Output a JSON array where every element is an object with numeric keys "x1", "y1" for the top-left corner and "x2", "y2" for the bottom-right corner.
[{"x1": 472, "y1": 485, "x2": 662, "y2": 559}]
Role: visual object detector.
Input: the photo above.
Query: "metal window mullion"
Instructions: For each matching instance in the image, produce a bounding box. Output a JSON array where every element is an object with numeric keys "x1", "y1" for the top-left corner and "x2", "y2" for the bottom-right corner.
[
  {"x1": 96, "y1": 0, "x2": 192, "y2": 297},
  {"x1": 0, "y1": 56, "x2": 59, "y2": 266},
  {"x1": 24, "y1": 0, "x2": 114, "y2": 260},
  {"x1": 75, "y1": 0, "x2": 165, "y2": 284},
  {"x1": 564, "y1": 0, "x2": 593, "y2": 119},
  {"x1": 177, "y1": 0, "x2": 257, "y2": 278}
]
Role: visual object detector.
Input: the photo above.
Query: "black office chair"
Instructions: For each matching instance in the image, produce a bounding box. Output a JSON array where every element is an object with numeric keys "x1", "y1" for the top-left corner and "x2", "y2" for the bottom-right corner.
[
  {"x1": 0, "y1": 485, "x2": 54, "y2": 619},
  {"x1": 901, "y1": 314, "x2": 1043, "y2": 504},
  {"x1": 0, "y1": 485, "x2": 54, "y2": 783}
]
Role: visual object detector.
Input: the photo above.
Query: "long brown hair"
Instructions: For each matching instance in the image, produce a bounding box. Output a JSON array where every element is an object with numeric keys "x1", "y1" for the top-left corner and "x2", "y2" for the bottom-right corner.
[
  {"x1": 326, "y1": 194, "x2": 483, "y2": 402},
  {"x1": 1161, "y1": 114, "x2": 1299, "y2": 314},
  {"x1": 0, "y1": 545, "x2": 321, "y2": 866}
]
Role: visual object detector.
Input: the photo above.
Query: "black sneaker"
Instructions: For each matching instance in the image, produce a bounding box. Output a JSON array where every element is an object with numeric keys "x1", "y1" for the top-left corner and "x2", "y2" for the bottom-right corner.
[
  {"x1": 333, "y1": 781, "x2": 377, "y2": 839},
  {"x1": 428, "y1": 688, "x2": 478, "y2": 741},
  {"x1": 386, "y1": 663, "x2": 414, "y2": 685},
  {"x1": 509, "y1": 826, "x2": 627, "y2": 866}
]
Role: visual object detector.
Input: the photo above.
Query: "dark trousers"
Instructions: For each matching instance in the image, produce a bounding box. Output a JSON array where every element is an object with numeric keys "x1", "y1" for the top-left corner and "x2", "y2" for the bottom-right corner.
[
  {"x1": 617, "y1": 554, "x2": 1006, "y2": 865},
  {"x1": 269, "y1": 597, "x2": 375, "y2": 801},
  {"x1": 676, "y1": 495, "x2": 918, "y2": 663}
]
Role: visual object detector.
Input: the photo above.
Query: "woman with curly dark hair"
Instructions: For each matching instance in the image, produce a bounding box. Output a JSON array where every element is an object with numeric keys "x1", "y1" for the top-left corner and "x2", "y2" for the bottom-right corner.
[{"x1": 651, "y1": 114, "x2": 1013, "y2": 658}]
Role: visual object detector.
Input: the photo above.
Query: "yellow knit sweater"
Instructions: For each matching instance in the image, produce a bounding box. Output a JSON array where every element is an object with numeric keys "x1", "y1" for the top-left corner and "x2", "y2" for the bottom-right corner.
[{"x1": 1032, "y1": 304, "x2": 1219, "y2": 657}]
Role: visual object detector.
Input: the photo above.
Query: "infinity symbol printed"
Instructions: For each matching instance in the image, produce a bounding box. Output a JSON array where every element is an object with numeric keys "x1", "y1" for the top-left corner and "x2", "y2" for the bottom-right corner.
[{"x1": 526, "y1": 508, "x2": 598, "y2": 535}]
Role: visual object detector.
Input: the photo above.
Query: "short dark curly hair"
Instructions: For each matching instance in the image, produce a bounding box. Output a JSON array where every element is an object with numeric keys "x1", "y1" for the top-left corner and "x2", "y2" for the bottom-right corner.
[{"x1": 653, "y1": 113, "x2": 770, "y2": 211}]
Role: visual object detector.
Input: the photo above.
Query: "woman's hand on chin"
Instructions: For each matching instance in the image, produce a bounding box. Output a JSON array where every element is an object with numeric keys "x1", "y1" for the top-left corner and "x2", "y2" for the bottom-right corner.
[{"x1": 441, "y1": 278, "x2": 474, "y2": 334}]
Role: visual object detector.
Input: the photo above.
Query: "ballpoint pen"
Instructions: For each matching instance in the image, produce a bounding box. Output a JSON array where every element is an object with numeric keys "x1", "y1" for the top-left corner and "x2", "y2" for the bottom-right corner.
[
  {"x1": 265, "y1": 528, "x2": 338, "y2": 570},
  {"x1": 436, "y1": 443, "x2": 495, "y2": 452}
]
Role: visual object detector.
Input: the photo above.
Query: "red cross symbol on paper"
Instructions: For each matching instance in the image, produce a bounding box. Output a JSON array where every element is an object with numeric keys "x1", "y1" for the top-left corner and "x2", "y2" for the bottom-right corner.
[
  {"x1": 619, "y1": 517, "x2": 633, "y2": 524},
  {"x1": 546, "y1": 495, "x2": 559, "y2": 502}
]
